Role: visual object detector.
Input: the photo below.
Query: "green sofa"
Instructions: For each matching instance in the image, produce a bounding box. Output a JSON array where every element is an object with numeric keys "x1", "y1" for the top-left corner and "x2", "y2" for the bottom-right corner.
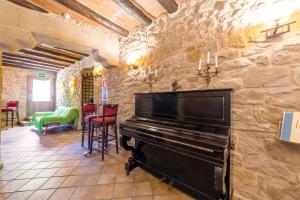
[{"x1": 32, "y1": 106, "x2": 79, "y2": 133}]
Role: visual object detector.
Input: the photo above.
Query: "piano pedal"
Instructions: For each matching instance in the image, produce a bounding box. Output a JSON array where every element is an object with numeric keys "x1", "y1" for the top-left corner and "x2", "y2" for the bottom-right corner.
[
  {"x1": 168, "y1": 180, "x2": 174, "y2": 189},
  {"x1": 159, "y1": 177, "x2": 166, "y2": 182}
]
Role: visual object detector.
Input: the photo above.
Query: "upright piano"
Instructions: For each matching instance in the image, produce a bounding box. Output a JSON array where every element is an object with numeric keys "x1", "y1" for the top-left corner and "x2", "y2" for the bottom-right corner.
[{"x1": 119, "y1": 89, "x2": 233, "y2": 200}]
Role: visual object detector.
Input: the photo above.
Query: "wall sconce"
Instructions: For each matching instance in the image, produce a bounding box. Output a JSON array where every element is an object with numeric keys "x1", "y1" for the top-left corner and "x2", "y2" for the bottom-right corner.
[
  {"x1": 143, "y1": 66, "x2": 158, "y2": 92},
  {"x1": 94, "y1": 64, "x2": 104, "y2": 79},
  {"x1": 197, "y1": 52, "x2": 220, "y2": 86},
  {"x1": 261, "y1": 20, "x2": 296, "y2": 39},
  {"x1": 128, "y1": 64, "x2": 138, "y2": 71},
  {"x1": 58, "y1": 81, "x2": 66, "y2": 89},
  {"x1": 69, "y1": 77, "x2": 78, "y2": 88}
]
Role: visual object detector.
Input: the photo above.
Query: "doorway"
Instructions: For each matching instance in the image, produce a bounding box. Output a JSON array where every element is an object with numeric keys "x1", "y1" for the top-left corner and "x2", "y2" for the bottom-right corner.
[{"x1": 27, "y1": 76, "x2": 55, "y2": 117}]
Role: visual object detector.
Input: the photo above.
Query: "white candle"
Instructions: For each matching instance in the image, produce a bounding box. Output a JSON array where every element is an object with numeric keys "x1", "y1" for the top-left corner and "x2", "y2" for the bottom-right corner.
[
  {"x1": 198, "y1": 58, "x2": 202, "y2": 70},
  {"x1": 215, "y1": 55, "x2": 218, "y2": 68},
  {"x1": 155, "y1": 69, "x2": 158, "y2": 77},
  {"x1": 207, "y1": 52, "x2": 210, "y2": 64},
  {"x1": 143, "y1": 69, "x2": 146, "y2": 78},
  {"x1": 149, "y1": 66, "x2": 151, "y2": 74}
]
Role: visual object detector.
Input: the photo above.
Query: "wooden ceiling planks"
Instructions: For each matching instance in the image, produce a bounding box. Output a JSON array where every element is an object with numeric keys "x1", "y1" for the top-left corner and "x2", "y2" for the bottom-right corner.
[
  {"x1": 9, "y1": 0, "x2": 184, "y2": 36},
  {"x1": 76, "y1": 0, "x2": 141, "y2": 31},
  {"x1": 3, "y1": 61, "x2": 61, "y2": 72},
  {"x1": 34, "y1": 44, "x2": 84, "y2": 60},
  {"x1": 133, "y1": 0, "x2": 165, "y2": 18},
  {"x1": 112, "y1": 0, "x2": 152, "y2": 25},
  {"x1": 29, "y1": 0, "x2": 100, "y2": 27},
  {"x1": 2, "y1": 44, "x2": 89, "y2": 72},
  {"x1": 19, "y1": 49, "x2": 78, "y2": 64},
  {"x1": 3, "y1": 52, "x2": 70, "y2": 67},
  {"x1": 53, "y1": 0, "x2": 129, "y2": 36},
  {"x1": 3, "y1": 54, "x2": 65, "y2": 69},
  {"x1": 7, "y1": 0, "x2": 49, "y2": 13}
]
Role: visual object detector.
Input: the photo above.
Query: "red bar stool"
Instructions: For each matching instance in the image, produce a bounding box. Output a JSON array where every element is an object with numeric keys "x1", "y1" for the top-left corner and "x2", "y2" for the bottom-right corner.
[
  {"x1": 1, "y1": 101, "x2": 19, "y2": 128},
  {"x1": 81, "y1": 104, "x2": 97, "y2": 148},
  {"x1": 90, "y1": 104, "x2": 118, "y2": 160}
]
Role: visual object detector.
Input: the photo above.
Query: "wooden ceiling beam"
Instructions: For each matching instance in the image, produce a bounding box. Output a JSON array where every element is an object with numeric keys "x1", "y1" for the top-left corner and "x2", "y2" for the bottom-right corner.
[
  {"x1": 3, "y1": 56, "x2": 65, "y2": 69},
  {"x1": 156, "y1": 0, "x2": 178, "y2": 13},
  {"x1": 20, "y1": 49, "x2": 77, "y2": 64},
  {"x1": 55, "y1": 48, "x2": 89, "y2": 57},
  {"x1": 112, "y1": 0, "x2": 152, "y2": 25},
  {"x1": 3, "y1": 52, "x2": 70, "y2": 67},
  {"x1": 53, "y1": 0, "x2": 129, "y2": 36},
  {"x1": 7, "y1": 0, "x2": 49, "y2": 13},
  {"x1": 35, "y1": 44, "x2": 84, "y2": 60},
  {"x1": 3, "y1": 60, "x2": 62, "y2": 71},
  {"x1": 3, "y1": 61, "x2": 60, "y2": 72}
]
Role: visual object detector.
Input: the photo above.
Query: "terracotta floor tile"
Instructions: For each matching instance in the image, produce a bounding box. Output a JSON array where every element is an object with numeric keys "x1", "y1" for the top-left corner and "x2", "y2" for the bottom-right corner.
[
  {"x1": 1, "y1": 127, "x2": 192, "y2": 200},
  {"x1": 151, "y1": 182, "x2": 173, "y2": 195},
  {"x1": 98, "y1": 173, "x2": 117, "y2": 184},
  {"x1": 6, "y1": 190, "x2": 34, "y2": 200},
  {"x1": 134, "y1": 196, "x2": 154, "y2": 200},
  {"x1": 0, "y1": 181, "x2": 10, "y2": 187},
  {"x1": 17, "y1": 162, "x2": 39, "y2": 170},
  {"x1": 3, "y1": 163, "x2": 24, "y2": 170},
  {"x1": 0, "y1": 170, "x2": 26, "y2": 180},
  {"x1": 0, "y1": 179, "x2": 30, "y2": 193},
  {"x1": 48, "y1": 161, "x2": 67, "y2": 168},
  {"x1": 18, "y1": 178, "x2": 49, "y2": 191},
  {"x1": 69, "y1": 186, "x2": 94, "y2": 200},
  {"x1": 65, "y1": 160, "x2": 81, "y2": 167},
  {"x1": 35, "y1": 168, "x2": 59, "y2": 178},
  {"x1": 70, "y1": 166, "x2": 89, "y2": 176},
  {"x1": 27, "y1": 189, "x2": 56, "y2": 200},
  {"x1": 53, "y1": 167, "x2": 74, "y2": 176},
  {"x1": 86, "y1": 166, "x2": 103, "y2": 175},
  {"x1": 16, "y1": 169, "x2": 43, "y2": 179},
  {"x1": 153, "y1": 194, "x2": 195, "y2": 200},
  {"x1": 102, "y1": 164, "x2": 120, "y2": 174},
  {"x1": 79, "y1": 175, "x2": 101, "y2": 186},
  {"x1": 113, "y1": 183, "x2": 133, "y2": 199},
  {"x1": 30, "y1": 156, "x2": 49, "y2": 162},
  {"x1": 31, "y1": 162, "x2": 53, "y2": 169},
  {"x1": 61, "y1": 176, "x2": 82, "y2": 187},
  {"x1": 39, "y1": 177, "x2": 67, "y2": 189},
  {"x1": 91, "y1": 184, "x2": 114, "y2": 200},
  {"x1": 116, "y1": 173, "x2": 133, "y2": 183},
  {"x1": 0, "y1": 192, "x2": 11, "y2": 199},
  {"x1": 134, "y1": 182, "x2": 152, "y2": 196},
  {"x1": 48, "y1": 187, "x2": 76, "y2": 200}
]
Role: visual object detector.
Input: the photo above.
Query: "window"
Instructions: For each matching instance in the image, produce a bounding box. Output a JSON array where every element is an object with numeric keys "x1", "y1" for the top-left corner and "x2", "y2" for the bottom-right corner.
[{"x1": 32, "y1": 79, "x2": 51, "y2": 102}]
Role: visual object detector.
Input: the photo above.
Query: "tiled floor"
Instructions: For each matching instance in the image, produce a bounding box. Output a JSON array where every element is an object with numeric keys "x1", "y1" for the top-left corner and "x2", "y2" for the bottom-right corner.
[{"x1": 0, "y1": 126, "x2": 194, "y2": 200}]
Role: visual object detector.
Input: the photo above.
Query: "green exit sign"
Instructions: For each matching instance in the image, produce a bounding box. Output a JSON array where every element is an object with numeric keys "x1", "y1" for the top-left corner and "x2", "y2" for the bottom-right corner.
[{"x1": 38, "y1": 72, "x2": 46, "y2": 78}]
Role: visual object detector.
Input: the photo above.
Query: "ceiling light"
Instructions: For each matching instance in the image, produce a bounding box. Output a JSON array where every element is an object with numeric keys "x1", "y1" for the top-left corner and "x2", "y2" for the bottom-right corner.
[{"x1": 62, "y1": 13, "x2": 71, "y2": 20}]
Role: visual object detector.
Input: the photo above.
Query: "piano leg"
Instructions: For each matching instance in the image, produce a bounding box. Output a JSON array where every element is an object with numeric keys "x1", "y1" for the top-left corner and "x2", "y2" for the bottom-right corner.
[{"x1": 120, "y1": 135, "x2": 145, "y2": 175}]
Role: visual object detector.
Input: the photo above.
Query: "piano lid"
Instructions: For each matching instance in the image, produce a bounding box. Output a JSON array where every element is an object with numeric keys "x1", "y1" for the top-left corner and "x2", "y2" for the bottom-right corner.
[{"x1": 135, "y1": 88, "x2": 232, "y2": 127}]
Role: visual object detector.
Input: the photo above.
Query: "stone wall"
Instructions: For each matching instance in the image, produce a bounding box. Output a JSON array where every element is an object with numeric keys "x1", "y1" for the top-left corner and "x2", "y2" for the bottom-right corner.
[
  {"x1": 56, "y1": 55, "x2": 95, "y2": 128},
  {"x1": 2, "y1": 66, "x2": 56, "y2": 120},
  {"x1": 105, "y1": 0, "x2": 300, "y2": 199}
]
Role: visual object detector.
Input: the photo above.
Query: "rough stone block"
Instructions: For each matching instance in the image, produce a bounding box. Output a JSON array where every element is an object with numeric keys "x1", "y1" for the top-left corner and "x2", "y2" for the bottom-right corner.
[
  {"x1": 233, "y1": 89, "x2": 265, "y2": 105},
  {"x1": 221, "y1": 58, "x2": 253, "y2": 70}
]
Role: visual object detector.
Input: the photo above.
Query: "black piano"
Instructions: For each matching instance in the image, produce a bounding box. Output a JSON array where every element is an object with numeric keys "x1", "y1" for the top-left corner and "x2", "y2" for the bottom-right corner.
[{"x1": 119, "y1": 89, "x2": 233, "y2": 200}]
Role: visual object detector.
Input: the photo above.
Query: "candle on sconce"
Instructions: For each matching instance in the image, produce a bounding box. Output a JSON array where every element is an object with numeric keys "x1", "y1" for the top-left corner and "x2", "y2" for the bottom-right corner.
[
  {"x1": 149, "y1": 66, "x2": 151, "y2": 74},
  {"x1": 155, "y1": 69, "x2": 158, "y2": 77},
  {"x1": 143, "y1": 69, "x2": 146, "y2": 78},
  {"x1": 198, "y1": 58, "x2": 202, "y2": 70},
  {"x1": 207, "y1": 52, "x2": 210, "y2": 64},
  {"x1": 215, "y1": 55, "x2": 218, "y2": 68}
]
